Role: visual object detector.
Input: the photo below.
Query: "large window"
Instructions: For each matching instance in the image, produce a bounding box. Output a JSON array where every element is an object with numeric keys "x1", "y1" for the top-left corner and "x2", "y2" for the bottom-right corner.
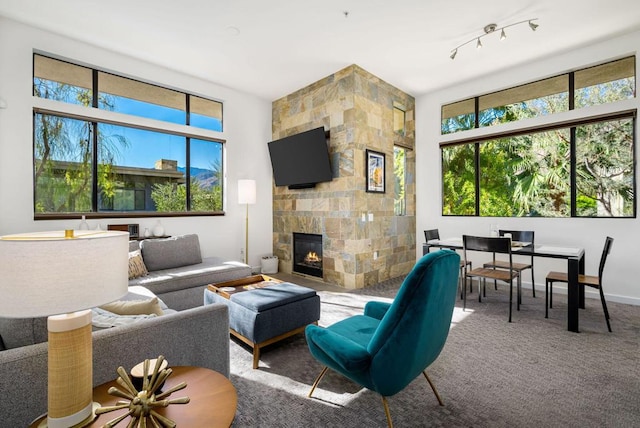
[
  {"x1": 33, "y1": 54, "x2": 224, "y2": 217},
  {"x1": 442, "y1": 118, "x2": 636, "y2": 218},
  {"x1": 441, "y1": 56, "x2": 636, "y2": 218}
]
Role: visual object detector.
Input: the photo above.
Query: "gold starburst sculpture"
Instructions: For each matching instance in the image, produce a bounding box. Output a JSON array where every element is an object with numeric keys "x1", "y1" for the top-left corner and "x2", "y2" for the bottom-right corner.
[{"x1": 95, "y1": 356, "x2": 190, "y2": 428}]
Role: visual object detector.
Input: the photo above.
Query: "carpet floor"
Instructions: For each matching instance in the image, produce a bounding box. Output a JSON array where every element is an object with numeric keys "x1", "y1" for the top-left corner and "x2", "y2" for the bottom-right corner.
[{"x1": 228, "y1": 276, "x2": 640, "y2": 427}]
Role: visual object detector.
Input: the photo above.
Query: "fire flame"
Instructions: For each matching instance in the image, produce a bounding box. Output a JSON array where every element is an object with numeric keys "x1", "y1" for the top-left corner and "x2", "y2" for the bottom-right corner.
[{"x1": 305, "y1": 251, "x2": 322, "y2": 263}]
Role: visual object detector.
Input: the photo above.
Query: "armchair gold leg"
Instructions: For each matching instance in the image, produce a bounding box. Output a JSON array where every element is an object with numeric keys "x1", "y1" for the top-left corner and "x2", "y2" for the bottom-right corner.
[
  {"x1": 381, "y1": 396, "x2": 393, "y2": 428},
  {"x1": 308, "y1": 366, "x2": 329, "y2": 398},
  {"x1": 422, "y1": 371, "x2": 444, "y2": 406}
]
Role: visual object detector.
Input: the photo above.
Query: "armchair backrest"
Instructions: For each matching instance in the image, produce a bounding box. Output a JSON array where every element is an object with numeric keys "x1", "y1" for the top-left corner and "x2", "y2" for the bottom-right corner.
[{"x1": 366, "y1": 250, "x2": 460, "y2": 396}]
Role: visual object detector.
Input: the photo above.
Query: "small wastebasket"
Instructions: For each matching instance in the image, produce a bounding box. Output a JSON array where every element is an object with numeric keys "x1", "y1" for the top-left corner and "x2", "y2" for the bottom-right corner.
[{"x1": 261, "y1": 256, "x2": 279, "y2": 274}]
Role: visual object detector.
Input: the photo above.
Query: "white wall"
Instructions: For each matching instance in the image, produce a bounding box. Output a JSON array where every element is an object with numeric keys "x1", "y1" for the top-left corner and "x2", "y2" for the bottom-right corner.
[
  {"x1": 416, "y1": 30, "x2": 640, "y2": 304},
  {"x1": 0, "y1": 17, "x2": 274, "y2": 268}
]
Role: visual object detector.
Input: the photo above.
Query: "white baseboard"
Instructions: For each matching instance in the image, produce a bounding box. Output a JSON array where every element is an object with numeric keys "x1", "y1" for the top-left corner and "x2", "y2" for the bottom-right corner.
[
  {"x1": 466, "y1": 279, "x2": 640, "y2": 306},
  {"x1": 521, "y1": 282, "x2": 640, "y2": 306}
]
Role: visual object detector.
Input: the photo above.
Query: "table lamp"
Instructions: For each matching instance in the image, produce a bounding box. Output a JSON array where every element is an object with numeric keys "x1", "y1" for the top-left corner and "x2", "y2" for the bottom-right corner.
[
  {"x1": 238, "y1": 179, "x2": 256, "y2": 265},
  {"x1": 0, "y1": 230, "x2": 129, "y2": 428}
]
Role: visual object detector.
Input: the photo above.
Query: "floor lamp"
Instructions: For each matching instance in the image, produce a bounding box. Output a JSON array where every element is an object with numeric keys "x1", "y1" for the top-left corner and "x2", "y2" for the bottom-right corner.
[
  {"x1": 0, "y1": 230, "x2": 129, "y2": 428},
  {"x1": 238, "y1": 179, "x2": 256, "y2": 265}
]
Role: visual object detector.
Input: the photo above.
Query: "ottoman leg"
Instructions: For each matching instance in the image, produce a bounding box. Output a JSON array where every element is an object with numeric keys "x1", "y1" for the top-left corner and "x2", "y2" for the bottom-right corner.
[{"x1": 253, "y1": 347, "x2": 260, "y2": 369}]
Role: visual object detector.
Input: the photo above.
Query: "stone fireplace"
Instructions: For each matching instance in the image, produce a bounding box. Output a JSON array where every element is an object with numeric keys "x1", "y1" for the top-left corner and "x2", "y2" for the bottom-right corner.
[
  {"x1": 292, "y1": 233, "x2": 323, "y2": 278},
  {"x1": 272, "y1": 64, "x2": 416, "y2": 289}
]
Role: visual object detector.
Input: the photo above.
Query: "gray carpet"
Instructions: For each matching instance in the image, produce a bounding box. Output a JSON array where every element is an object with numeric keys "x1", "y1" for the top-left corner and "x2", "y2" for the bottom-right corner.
[{"x1": 228, "y1": 276, "x2": 640, "y2": 427}]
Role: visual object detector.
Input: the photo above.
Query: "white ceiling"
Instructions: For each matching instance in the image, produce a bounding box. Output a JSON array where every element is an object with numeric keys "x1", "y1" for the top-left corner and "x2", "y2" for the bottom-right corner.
[{"x1": 1, "y1": 0, "x2": 639, "y2": 101}]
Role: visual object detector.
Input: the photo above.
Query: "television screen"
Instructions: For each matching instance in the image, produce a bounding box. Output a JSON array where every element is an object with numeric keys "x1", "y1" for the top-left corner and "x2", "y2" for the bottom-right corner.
[{"x1": 268, "y1": 127, "x2": 333, "y2": 189}]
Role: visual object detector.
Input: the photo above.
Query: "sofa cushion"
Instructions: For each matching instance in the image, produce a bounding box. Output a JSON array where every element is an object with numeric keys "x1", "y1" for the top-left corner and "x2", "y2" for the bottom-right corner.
[
  {"x1": 141, "y1": 234, "x2": 202, "y2": 271},
  {"x1": 129, "y1": 257, "x2": 251, "y2": 296},
  {"x1": 230, "y1": 283, "x2": 317, "y2": 312},
  {"x1": 128, "y1": 250, "x2": 149, "y2": 279},
  {"x1": 129, "y1": 240, "x2": 140, "y2": 252},
  {"x1": 0, "y1": 317, "x2": 48, "y2": 349},
  {"x1": 100, "y1": 297, "x2": 164, "y2": 316}
]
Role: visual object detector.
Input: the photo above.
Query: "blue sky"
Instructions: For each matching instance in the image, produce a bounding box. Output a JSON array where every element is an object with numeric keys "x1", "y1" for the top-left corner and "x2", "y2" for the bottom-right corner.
[{"x1": 103, "y1": 96, "x2": 222, "y2": 171}]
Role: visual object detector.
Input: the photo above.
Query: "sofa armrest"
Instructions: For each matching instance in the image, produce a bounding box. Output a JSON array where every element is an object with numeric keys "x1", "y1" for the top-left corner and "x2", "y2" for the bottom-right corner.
[{"x1": 92, "y1": 304, "x2": 230, "y2": 384}]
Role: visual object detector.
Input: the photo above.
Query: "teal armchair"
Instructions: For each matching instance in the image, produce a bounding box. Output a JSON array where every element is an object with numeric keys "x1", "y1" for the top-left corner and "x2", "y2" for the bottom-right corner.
[{"x1": 305, "y1": 250, "x2": 461, "y2": 427}]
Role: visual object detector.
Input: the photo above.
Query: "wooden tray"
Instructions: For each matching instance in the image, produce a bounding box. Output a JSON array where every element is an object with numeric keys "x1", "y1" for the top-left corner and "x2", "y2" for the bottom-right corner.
[{"x1": 207, "y1": 274, "x2": 283, "y2": 299}]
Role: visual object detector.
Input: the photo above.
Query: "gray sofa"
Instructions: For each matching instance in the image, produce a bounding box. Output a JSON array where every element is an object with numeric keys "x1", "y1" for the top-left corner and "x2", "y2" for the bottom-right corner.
[
  {"x1": 129, "y1": 234, "x2": 252, "y2": 310},
  {"x1": 0, "y1": 234, "x2": 249, "y2": 427}
]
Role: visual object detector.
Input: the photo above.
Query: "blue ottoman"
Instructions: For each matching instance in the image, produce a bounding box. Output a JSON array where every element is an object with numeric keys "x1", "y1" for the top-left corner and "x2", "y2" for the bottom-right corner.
[{"x1": 204, "y1": 282, "x2": 320, "y2": 368}]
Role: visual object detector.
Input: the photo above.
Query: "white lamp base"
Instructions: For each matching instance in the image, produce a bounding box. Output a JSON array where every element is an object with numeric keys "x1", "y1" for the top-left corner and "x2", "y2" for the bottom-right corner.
[{"x1": 38, "y1": 402, "x2": 100, "y2": 428}]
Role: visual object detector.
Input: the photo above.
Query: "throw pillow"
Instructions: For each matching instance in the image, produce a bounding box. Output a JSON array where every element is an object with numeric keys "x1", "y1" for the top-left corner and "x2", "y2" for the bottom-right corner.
[
  {"x1": 128, "y1": 250, "x2": 148, "y2": 279},
  {"x1": 100, "y1": 297, "x2": 164, "y2": 316},
  {"x1": 124, "y1": 286, "x2": 170, "y2": 311}
]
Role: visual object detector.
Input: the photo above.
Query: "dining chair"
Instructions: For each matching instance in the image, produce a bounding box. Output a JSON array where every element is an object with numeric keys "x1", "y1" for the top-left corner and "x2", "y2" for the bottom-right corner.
[
  {"x1": 545, "y1": 236, "x2": 614, "y2": 332},
  {"x1": 483, "y1": 230, "x2": 536, "y2": 299},
  {"x1": 463, "y1": 235, "x2": 520, "y2": 322},
  {"x1": 305, "y1": 249, "x2": 461, "y2": 428},
  {"x1": 425, "y1": 229, "x2": 472, "y2": 298}
]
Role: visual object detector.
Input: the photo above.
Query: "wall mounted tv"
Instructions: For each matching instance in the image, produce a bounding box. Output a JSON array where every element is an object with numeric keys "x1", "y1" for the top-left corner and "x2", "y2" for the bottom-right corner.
[{"x1": 268, "y1": 126, "x2": 333, "y2": 189}]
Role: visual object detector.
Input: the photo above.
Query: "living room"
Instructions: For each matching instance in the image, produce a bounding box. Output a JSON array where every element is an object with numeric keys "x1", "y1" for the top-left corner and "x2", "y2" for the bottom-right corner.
[{"x1": 0, "y1": 1, "x2": 639, "y2": 427}]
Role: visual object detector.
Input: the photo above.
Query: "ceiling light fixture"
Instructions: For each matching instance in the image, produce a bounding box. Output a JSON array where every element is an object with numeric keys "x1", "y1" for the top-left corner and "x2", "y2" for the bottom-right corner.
[{"x1": 450, "y1": 18, "x2": 539, "y2": 59}]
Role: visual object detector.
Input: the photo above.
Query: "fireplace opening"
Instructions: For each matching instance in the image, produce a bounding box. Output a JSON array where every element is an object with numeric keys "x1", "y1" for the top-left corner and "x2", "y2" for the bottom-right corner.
[{"x1": 293, "y1": 233, "x2": 323, "y2": 278}]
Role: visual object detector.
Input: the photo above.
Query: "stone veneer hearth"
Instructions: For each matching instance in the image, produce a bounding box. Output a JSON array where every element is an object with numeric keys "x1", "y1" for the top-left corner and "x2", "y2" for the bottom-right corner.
[{"x1": 272, "y1": 65, "x2": 415, "y2": 289}]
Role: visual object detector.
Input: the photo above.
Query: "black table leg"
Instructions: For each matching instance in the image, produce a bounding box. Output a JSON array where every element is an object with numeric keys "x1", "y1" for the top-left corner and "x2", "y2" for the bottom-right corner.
[
  {"x1": 579, "y1": 255, "x2": 585, "y2": 309},
  {"x1": 567, "y1": 256, "x2": 580, "y2": 332}
]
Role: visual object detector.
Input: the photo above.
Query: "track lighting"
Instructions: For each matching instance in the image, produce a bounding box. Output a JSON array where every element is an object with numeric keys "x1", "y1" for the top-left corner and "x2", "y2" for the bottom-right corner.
[{"x1": 450, "y1": 18, "x2": 539, "y2": 59}]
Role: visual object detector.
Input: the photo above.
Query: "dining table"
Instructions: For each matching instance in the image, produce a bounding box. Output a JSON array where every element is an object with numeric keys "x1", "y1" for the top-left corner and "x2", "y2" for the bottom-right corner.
[{"x1": 423, "y1": 237, "x2": 586, "y2": 333}]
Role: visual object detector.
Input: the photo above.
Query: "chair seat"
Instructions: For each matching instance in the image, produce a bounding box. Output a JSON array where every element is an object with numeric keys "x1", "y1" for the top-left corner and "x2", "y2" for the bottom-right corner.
[
  {"x1": 546, "y1": 271, "x2": 601, "y2": 288},
  {"x1": 483, "y1": 260, "x2": 531, "y2": 271},
  {"x1": 466, "y1": 267, "x2": 518, "y2": 282}
]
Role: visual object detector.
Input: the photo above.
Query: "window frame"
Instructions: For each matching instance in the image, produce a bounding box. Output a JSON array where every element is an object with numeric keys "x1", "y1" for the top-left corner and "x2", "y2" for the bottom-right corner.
[
  {"x1": 441, "y1": 56, "x2": 636, "y2": 135},
  {"x1": 32, "y1": 53, "x2": 226, "y2": 220},
  {"x1": 440, "y1": 110, "x2": 637, "y2": 218}
]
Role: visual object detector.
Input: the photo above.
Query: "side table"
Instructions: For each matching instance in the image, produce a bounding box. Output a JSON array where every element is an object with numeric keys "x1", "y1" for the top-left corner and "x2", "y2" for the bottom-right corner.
[{"x1": 30, "y1": 366, "x2": 237, "y2": 427}]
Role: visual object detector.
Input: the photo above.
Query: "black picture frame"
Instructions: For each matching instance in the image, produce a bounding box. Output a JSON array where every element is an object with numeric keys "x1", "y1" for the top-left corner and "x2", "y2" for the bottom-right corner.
[{"x1": 366, "y1": 149, "x2": 385, "y2": 193}]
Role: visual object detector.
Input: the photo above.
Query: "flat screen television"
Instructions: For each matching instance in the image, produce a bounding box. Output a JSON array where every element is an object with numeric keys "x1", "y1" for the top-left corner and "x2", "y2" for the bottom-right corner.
[{"x1": 268, "y1": 127, "x2": 333, "y2": 189}]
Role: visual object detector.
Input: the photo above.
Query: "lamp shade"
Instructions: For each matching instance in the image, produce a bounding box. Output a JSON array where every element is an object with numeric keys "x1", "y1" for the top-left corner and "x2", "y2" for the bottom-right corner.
[
  {"x1": 0, "y1": 230, "x2": 129, "y2": 318},
  {"x1": 238, "y1": 179, "x2": 257, "y2": 204}
]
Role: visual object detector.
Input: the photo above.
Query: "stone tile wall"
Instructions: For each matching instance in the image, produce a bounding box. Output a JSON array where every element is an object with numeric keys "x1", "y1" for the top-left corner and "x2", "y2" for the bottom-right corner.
[{"x1": 272, "y1": 65, "x2": 415, "y2": 289}]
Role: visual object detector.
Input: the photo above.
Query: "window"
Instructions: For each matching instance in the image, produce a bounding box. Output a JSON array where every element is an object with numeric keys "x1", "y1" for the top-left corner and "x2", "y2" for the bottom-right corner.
[
  {"x1": 441, "y1": 57, "x2": 636, "y2": 218},
  {"x1": 442, "y1": 116, "x2": 635, "y2": 218},
  {"x1": 442, "y1": 57, "x2": 635, "y2": 134},
  {"x1": 393, "y1": 105, "x2": 406, "y2": 136},
  {"x1": 394, "y1": 146, "x2": 406, "y2": 215},
  {"x1": 33, "y1": 54, "x2": 224, "y2": 217},
  {"x1": 442, "y1": 144, "x2": 475, "y2": 215}
]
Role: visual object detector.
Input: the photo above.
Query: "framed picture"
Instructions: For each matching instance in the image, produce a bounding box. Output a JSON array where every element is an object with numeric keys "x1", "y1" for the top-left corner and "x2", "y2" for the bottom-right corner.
[{"x1": 366, "y1": 149, "x2": 385, "y2": 193}]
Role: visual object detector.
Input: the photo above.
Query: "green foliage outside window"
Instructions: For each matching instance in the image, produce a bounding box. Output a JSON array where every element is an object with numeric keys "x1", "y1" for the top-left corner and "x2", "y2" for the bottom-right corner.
[
  {"x1": 442, "y1": 144, "x2": 475, "y2": 215},
  {"x1": 394, "y1": 147, "x2": 406, "y2": 215}
]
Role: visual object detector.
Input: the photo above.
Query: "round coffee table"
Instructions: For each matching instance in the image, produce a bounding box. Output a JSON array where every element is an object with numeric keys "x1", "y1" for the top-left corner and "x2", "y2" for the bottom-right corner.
[{"x1": 30, "y1": 366, "x2": 237, "y2": 427}]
